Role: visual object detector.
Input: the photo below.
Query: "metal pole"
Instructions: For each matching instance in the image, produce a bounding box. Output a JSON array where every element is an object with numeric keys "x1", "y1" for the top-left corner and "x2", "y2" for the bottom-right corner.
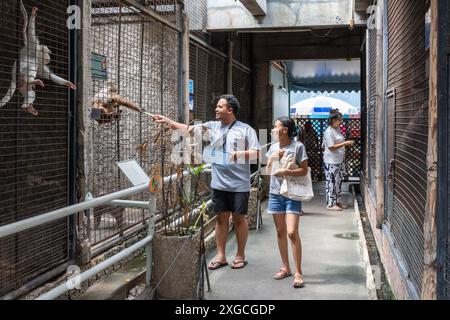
[
  {"x1": 256, "y1": 159, "x2": 262, "y2": 231},
  {"x1": 86, "y1": 192, "x2": 94, "y2": 242},
  {"x1": 0, "y1": 165, "x2": 210, "y2": 239},
  {"x1": 37, "y1": 235, "x2": 153, "y2": 300},
  {"x1": 146, "y1": 193, "x2": 156, "y2": 286},
  {"x1": 0, "y1": 183, "x2": 147, "y2": 239},
  {"x1": 108, "y1": 199, "x2": 151, "y2": 209}
]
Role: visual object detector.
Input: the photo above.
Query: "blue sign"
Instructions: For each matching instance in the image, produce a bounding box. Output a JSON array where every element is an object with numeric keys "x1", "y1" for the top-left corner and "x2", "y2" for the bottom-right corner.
[
  {"x1": 314, "y1": 107, "x2": 332, "y2": 113},
  {"x1": 91, "y1": 52, "x2": 108, "y2": 80},
  {"x1": 189, "y1": 79, "x2": 194, "y2": 94},
  {"x1": 189, "y1": 95, "x2": 194, "y2": 111}
]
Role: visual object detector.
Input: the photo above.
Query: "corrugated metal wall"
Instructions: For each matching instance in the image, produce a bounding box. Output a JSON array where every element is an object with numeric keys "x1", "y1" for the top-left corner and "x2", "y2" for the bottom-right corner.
[
  {"x1": 231, "y1": 34, "x2": 252, "y2": 124},
  {"x1": 189, "y1": 42, "x2": 219, "y2": 121},
  {"x1": 189, "y1": 32, "x2": 252, "y2": 124},
  {"x1": 232, "y1": 64, "x2": 251, "y2": 123},
  {"x1": 0, "y1": 0, "x2": 72, "y2": 296},
  {"x1": 210, "y1": 32, "x2": 228, "y2": 55},
  {"x1": 367, "y1": 25, "x2": 377, "y2": 199},
  {"x1": 387, "y1": 0, "x2": 429, "y2": 294}
]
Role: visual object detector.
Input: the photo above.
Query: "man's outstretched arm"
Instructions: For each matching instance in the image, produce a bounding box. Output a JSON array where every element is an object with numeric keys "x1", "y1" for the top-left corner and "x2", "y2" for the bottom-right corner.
[
  {"x1": 152, "y1": 115, "x2": 191, "y2": 131},
  {"x1": 152, "y1": 115, "x2": 212, "y2": 134}
]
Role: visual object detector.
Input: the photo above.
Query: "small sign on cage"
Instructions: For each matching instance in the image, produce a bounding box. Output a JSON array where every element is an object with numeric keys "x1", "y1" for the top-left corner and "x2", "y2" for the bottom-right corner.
[
  {"x1": 91, "y1": 52, "x2": 108, "y2": 80},
  {"x1": 189, "y1": 95, "x2": 194, "y2": 111},
  {"x1": 189, "y1": 79, "x2": 194, "y2": 94},
  {"x1": 117, "y1": 160, "x2": 149, "y2": 186}
]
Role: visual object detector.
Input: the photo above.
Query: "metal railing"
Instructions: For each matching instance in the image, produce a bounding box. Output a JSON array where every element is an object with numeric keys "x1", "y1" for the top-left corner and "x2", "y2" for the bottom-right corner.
[
  {"x1": 0, "y1": 164, "x2": 209, "y2": 300},
  {"x1": 0, "y1": 141, "x2": 277, "y2": 300}
]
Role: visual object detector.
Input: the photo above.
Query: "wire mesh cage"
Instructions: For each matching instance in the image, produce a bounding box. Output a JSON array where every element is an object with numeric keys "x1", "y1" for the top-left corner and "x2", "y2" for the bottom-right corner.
[
  {"x1": 185, "y1": 0, "x2": 208, "y2": 42},
  {"x1": 0, "y1": 0, "x2": 72, "y2": 296},
  {"x1": 232, "y1": 64, "x2": 251, "y2": 124},
  {"x1": 87, "y1": 0, "x2": 181, "y2": 246}
]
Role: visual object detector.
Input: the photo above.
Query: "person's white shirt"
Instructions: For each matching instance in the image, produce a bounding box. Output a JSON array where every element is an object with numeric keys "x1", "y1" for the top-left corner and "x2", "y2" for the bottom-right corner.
[{"x1": 323, "y1": 126, "x2": 345, "y2": 164}]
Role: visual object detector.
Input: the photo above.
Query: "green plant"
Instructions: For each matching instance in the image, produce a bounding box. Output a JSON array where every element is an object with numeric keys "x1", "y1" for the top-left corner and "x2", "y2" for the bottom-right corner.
[
  {"x1": 186, "y1": 201, "x2": 209, "y2": 236},
  {"x1": 160, "y1": 163, "x2": 208, "y2": 237}
]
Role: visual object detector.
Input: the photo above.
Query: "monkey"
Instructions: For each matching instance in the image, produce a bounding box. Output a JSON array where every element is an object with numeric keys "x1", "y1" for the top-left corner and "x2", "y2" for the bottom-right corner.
[
  {"x1": 0, "y1": 2, "x2": 76, "y2": 116},
  {"x1": 92, "y1": 82, "x2": 144, "y2": 125}
]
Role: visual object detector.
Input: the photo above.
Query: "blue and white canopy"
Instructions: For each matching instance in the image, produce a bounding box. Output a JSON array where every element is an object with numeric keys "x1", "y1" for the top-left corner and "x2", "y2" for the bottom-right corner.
[{"x1": 290, "y1": 96, "x2": 360, "y2": 118}]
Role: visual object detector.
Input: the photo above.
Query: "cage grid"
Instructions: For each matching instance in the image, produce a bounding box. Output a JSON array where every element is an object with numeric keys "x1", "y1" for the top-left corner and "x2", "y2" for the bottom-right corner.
[
  {"x1": 87, "y1": 0, "x2": 181, "y2": 246},
  {"x1": 0, "y1": 0, "x2": 71, "y2": 296}
]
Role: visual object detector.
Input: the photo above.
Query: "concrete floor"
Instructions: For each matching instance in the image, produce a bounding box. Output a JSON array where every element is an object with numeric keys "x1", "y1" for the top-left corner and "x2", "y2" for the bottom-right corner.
[{"x1": 205, "y1": 183, "x2": 368, "y2": 300}]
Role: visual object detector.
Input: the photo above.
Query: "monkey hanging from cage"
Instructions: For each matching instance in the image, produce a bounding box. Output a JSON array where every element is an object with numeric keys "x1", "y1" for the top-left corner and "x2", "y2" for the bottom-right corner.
[{"x1": 0, "y1": 1, "x2": 76, "y2": 116}]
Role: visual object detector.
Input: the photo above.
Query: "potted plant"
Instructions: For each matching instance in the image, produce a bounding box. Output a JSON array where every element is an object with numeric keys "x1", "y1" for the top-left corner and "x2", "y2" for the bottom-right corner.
[{"x1": 152, "y1": 163, "x2": 212, "y2": 300}]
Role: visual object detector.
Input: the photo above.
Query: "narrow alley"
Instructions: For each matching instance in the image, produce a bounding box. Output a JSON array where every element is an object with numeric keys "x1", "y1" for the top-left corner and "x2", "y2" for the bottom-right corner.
[
  {"x1": 206, "y1": 183, "x2": 368, "y2": 300},
  {"x1": 0, "y1": 0, "x2": 449, "y2": 305}
]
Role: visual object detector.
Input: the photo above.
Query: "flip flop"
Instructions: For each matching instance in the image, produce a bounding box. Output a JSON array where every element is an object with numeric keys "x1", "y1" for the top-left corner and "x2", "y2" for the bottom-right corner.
[
  {"x1": 273, "y1": 269, "x2": 292, "y2": 280},
  {"x1": 207, "y1": 261, "x2": 228, "y2": 270},
  {"x1": 230, "y1": 260, "x2": 248, "y2": 269}
]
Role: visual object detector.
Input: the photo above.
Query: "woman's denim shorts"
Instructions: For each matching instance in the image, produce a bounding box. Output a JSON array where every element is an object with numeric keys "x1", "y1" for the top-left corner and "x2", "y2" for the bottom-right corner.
[{"x1": 268, "y1": 193, "x2": 302, "y2": 215}]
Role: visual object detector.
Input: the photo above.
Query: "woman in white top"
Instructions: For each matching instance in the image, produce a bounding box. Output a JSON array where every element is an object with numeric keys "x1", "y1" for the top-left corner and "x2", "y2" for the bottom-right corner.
[
  {"x1": 266, "y1": 117, "x2": 309, "y2": 288},
  {"x1": 323, "y1": 110, "x2": 355, "y2": 211}
]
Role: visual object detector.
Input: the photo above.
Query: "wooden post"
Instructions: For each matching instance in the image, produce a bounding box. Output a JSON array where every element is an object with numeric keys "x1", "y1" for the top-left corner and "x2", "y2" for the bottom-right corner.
[
  {"x1": 375, "y1": 1, "x2": 385, "y2": 229},
  {"x1": 182, "y1": 14, "x2": 190, "y2": 124},
  {"x1": 75, "y1": 0, "x2": 93, "y2": 265},
  {"x1": 421, "y1": 0, "x2": 438, "y2": 300}
]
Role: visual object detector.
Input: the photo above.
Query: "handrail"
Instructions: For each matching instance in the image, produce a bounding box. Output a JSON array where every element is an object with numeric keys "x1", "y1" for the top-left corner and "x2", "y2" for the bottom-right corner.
[
  {"x1": 0, "y1": 164, "x2": 210, "y2": 239},
  {"x1": 1, "y1": 142, "x2": 278, "y2": 298},
  {"x1": 36, "y1": 234, "x2": 154, "y2": 300}
]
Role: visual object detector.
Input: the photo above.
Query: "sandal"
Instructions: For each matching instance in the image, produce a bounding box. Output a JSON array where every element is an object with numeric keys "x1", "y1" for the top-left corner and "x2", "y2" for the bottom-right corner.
[
  {"x1": 230, "y1": 260, "x2": 248, "y2": 269},
  {"x1": 207, "y1": 261, "x2": 228, "y2": 270},
  {"x1": 293, "y1": 274, "x2": 305, "y2": 288},
  {"x1": 327, "y1": 205, "x2": 343, "y2": 212},
  {"x1": 273, "y1": 268, "x2": 292, "y2": 280}
]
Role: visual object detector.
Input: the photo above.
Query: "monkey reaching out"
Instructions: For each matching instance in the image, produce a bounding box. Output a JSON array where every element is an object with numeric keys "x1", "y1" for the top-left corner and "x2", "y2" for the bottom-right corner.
[
  {"x1": 0, "y1": 2, "x2": 76, "y2": 116},
  {"x1": 92, "y1": 83, "x2": 143, "y2": 125}
]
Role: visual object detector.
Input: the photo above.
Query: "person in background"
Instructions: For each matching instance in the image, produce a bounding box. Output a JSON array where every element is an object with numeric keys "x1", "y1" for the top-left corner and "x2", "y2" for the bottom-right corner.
[{"x1": 323, "y1": 110, "x2": 354, "y2": 211}]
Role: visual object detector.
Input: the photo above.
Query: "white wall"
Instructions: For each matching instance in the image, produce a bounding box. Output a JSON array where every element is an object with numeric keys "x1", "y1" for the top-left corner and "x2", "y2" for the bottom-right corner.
[
  {"x1": 270, "y1": 64, "x2": 289, "y2": 121},
  {"x1": 207, "y1": 0, "x2": 363, "y2": 30}
]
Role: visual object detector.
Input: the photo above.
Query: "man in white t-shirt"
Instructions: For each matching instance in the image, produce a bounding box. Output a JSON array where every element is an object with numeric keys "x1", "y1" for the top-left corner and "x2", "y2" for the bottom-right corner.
[{"x1": 153, "y1": 95, "x2": 260, "y2": 270}]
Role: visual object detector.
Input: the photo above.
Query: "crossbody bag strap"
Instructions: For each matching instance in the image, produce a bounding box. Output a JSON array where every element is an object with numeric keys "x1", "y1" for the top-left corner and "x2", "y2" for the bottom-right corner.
[{"x1": 222, "y1": 120, "x2": 238, "y2": 151}]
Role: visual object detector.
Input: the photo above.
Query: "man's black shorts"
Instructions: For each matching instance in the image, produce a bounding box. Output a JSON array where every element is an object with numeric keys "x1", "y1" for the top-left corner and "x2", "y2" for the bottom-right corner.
[{"x1": 212, "y1": 189, "x2": 250, "y2": 215}]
